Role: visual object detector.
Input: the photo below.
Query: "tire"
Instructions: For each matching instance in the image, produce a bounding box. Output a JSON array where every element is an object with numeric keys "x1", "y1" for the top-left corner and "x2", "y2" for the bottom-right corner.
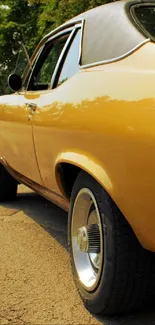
[
  {"x1": 0, "y1": 164, "x2": 18, "y2": 201},
  {"x1": 68, "y1": 171, "x2": 155, "y2": 316}
]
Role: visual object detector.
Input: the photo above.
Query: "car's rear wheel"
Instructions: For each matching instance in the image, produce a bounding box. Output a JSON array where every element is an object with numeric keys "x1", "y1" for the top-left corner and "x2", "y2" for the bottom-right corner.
[
  {"x1": 68, "y1": 171, "x2": 155, "y2": 315},
  {"x1": 0, "y1": 164, "x2": 18, "y2": 201}
]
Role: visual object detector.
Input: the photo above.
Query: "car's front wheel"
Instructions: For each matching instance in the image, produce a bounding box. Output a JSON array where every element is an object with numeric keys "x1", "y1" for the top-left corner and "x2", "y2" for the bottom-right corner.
[
  {"x1": 68, "y1": 171, "x2": 154, "y2": 315},
  {"x1": 0, "y1": 164, "x2": 18, "y2": 201}
]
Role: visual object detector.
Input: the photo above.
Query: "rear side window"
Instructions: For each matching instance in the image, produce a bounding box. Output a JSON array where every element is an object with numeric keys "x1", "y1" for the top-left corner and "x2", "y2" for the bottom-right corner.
[
  {"x1": 56, "y1": 29, "x2": 81, "y2": 87},
  {"x1": 134, "y1": 6, "x2": 155, "y2": 40}
]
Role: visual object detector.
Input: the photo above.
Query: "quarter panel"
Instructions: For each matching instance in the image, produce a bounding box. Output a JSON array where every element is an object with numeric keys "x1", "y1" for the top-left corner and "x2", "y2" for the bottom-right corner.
[{"x1": 33, "y1": 43, "x2": 155, "y2": 251}]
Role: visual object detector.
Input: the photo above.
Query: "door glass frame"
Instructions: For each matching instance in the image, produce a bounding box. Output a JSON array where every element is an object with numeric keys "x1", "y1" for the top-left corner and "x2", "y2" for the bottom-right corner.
[
  {"x1": 26, "y1": 23, "x2": 82, "y2": 91},
  {"x1": 51, "y1": 26, "x2": 82, "y2": 89}
]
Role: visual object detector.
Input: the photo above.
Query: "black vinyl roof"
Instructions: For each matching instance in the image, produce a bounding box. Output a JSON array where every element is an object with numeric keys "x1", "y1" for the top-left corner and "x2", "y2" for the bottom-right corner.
[
  {"x1": 67, "y1": 0, "x2": 151, "y2": 66},
  {"x1": 23, "y1": 0, "x2": 153, "y2": 84}
]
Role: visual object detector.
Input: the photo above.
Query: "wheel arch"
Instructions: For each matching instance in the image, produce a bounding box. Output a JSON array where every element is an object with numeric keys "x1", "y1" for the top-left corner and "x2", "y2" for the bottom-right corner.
[
  {"x1": 54, "y1": 151, "x2": 154, "y2": 252},
  {"x1": 55, "y1": 151, "x2": 113, "y2": 200}
]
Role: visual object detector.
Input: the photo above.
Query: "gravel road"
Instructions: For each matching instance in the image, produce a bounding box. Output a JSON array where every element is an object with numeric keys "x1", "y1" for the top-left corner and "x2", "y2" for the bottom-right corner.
[{"x1": 1, "y1": 185, "x2": 155, "y2": 325}]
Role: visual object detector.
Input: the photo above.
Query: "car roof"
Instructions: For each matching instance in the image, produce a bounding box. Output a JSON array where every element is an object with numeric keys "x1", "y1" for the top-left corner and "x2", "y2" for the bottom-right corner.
[
  {"x1": 26, "y1": 0, "x2": 152, "y2": 78},
  {"x1": 67, "y1": 0, "x2": 150, "y2": 66}
]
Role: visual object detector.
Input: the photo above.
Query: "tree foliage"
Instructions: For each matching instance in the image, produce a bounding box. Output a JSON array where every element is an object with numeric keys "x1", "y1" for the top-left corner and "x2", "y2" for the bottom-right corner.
[
  {"x1": 0, "y1": 0, "x2": 117, "y2": 95},
  {"x1": 0, "y1": 0, "x2": 40, "y2": 94}
]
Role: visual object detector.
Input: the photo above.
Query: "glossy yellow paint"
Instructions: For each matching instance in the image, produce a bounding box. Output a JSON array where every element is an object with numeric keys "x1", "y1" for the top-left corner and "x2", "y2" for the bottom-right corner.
[
  {"x1": 1, "y1": 42, "x2": 155, "y2": 251},
  {"x1": 0, "y1": 94, "x2": 43, "y2": 184}
]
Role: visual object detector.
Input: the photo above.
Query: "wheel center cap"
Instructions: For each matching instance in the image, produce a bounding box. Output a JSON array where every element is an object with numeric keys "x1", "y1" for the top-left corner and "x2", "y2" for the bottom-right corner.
[
  {"x1": 77, "y1": 227, "x2": 88, "y2": 252},
  {"x1": 77, "y1": 224, "x2": 100, "y2": 253}
]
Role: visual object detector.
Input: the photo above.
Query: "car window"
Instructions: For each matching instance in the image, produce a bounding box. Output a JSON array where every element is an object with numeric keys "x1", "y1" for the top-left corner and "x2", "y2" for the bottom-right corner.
[
  {"x1": 56, "y1": 29, "x2": 81, "y2": 87},
  {"x1": 134, "y1": 6, "x2": 155, "y2": 40},
  {"x1": 28, "y1": 35, "x2": 69, "y2": 91}
]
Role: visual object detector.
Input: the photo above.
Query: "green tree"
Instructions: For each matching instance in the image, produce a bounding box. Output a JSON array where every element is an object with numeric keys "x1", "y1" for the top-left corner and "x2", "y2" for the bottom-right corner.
[
  {"x1": 28, "y1": 0, "x2": 118, "y2": 35},
  {"x1": 0, "y1": 0, "x2": 41, "y2": 95}
]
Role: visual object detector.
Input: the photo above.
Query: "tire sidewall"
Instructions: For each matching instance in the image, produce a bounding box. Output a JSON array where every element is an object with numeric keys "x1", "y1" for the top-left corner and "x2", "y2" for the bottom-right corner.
[{"x1": 68, "y1": 172, "x2": 116, "y2": 314}]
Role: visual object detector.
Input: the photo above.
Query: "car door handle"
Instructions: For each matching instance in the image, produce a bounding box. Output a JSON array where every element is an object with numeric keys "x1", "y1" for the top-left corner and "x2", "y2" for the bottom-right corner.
[{"x1": 26, "y1": 102, "x2": 37, "y2": 113}]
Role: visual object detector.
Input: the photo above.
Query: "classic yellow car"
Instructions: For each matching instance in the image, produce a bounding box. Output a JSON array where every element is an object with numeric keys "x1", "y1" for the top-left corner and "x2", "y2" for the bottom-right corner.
[{"x1": 1, "y1": 0, "x2": 155, "y2": 316}]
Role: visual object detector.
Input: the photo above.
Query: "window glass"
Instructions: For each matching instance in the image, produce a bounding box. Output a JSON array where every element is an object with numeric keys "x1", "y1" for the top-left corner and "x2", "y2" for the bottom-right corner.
[
  {"x1": 57, "y1": 29, "x2": 81, "y2": 86},
  {"x1": 29, "y1": 36, "x2": 68, "y2": 90},
  {"x1": 134, "y1": 6, "x2": 155, "y2": 39}
]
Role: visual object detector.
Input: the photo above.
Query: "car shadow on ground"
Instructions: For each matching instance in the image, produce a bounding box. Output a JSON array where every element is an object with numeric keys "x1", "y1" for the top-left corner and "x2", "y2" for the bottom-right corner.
[
  {"x1": 3, "y1": 189, "x2": 68, "y2": 250},
  {"x1": 1, "y1": 188, "x2": 155, "y2": 325}
]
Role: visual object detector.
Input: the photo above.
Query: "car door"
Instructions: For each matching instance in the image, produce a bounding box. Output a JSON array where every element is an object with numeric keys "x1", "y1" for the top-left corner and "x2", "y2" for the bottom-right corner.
[
  {"x1": 0, "y1": 89, "x2": 44, "y2": 185},
  {"x1": 0, "y1": 29, "x2": 71, "y2": 185},
  {"x1": 26, "y1": 24, "x2": 82, "y2": 196}
]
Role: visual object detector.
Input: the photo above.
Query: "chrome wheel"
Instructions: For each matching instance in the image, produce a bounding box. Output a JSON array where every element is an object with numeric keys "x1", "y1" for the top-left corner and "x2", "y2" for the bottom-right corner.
[{"x1": 71, "y1": 188, "x2": 104, "y2": 291}]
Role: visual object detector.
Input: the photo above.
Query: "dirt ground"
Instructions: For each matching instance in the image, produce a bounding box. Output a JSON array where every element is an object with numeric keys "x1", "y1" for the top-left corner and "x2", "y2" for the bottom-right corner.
[{"x1": 1, "y1": 185, "x2": 155, "y2": 325}]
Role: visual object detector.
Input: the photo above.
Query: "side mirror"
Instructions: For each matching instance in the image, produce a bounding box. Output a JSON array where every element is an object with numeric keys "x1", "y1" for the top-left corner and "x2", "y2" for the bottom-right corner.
[{"x1": 8, "y1": 74, "x2": 22, "y2": 92}]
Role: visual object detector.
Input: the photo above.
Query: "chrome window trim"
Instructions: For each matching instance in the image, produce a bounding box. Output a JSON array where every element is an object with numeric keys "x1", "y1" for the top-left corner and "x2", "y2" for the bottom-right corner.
[
  {"x1": 47, "y1": 23, "x2": 82, "y2": 44},
  {"x1": 46, "y1": 27, "x2": 75, "y2": 44},
  {"x1": 23, "y1": 19, "x2": 84, "y2": 91},
  {"x1": 51, "y1": 26, "x2": 82, "y2": 88},
  {"x1": 78, "y1": 19, "x2": 85, "y2": 65},
  {"x1": 27, "y1": 22, "x2": 83, "y2": 91},
  {"x1": 26, "y1": 28, "x2": 75, "y2": 90},
  {"x1": 26, "y1": 10, "x2": 150, "y2": 90},
  {"x1": 44, "y1": 19, "x2": 84, "y2": 42},
  {"x1": 80, "y1": 38, "x2": 150, "y2": 69}
]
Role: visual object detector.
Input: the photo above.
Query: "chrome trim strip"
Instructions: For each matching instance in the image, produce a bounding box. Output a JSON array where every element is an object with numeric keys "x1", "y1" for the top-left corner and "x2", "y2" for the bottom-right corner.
[
  {"x1": 44, "y1": 19, "x2": 84, "y2": 41},
  {"x1": 80, "y1": 38, "x2": 150, "y2": 69},
  {"x1": 27, "y1": 22, "x2": 83, "y2": 90},
  {"x1": 47, "y1": 27, "x2": 75, "y2": 44},
  {"x1": 78, "y1": 19, "x2": 85, "y2": 65},
  {"x1": 23, "y1": 19, "x2": 84, "y2": 87},
  {"x1": 50, "y1": 27, "x2": 78, "y2": 88},
  {"x1": 27, "y1": 27, "x2": 75, "y2": 90}
]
